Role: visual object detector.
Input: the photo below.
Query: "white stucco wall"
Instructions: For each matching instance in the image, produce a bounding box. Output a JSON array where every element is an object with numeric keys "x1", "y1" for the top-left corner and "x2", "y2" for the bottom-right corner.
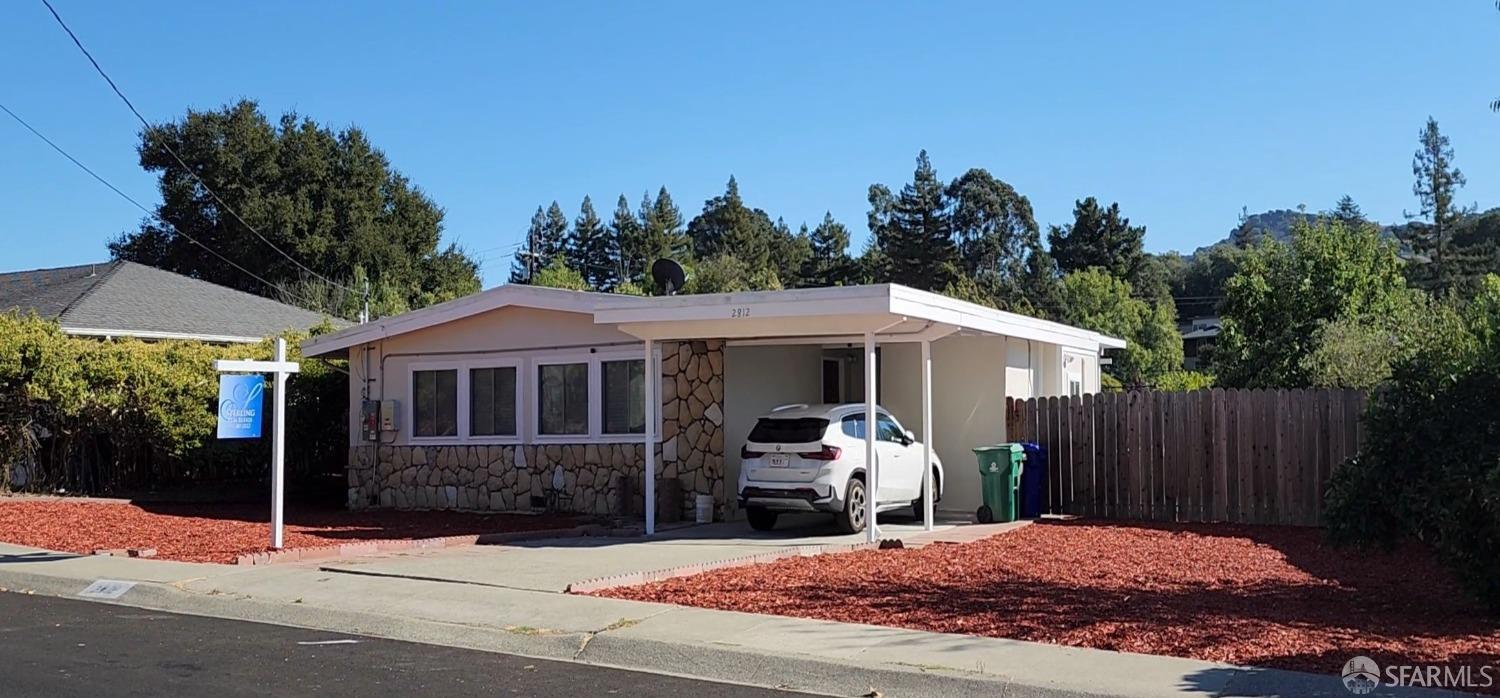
[
  {"x1": 721, "y1": 344, "x2": 824, "y2": 517},
  {"x1": 879, "y1": 335, "x2": 1009, "y2": 515},
  {"x1": 1004, "y1": 337, "x2": 1037, "y2": 400}
]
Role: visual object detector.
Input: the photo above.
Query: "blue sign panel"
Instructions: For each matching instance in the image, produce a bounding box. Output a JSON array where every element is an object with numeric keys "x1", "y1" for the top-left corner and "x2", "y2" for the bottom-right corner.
[{"x1": 217, "y1": 374, "x2": 265, "y2": 439}]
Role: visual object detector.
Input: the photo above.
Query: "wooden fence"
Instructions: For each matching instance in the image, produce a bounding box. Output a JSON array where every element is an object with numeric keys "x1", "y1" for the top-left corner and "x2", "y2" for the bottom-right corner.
[{"x1": 1005, "y1": 389, "x2": 1368, "y2": 526}]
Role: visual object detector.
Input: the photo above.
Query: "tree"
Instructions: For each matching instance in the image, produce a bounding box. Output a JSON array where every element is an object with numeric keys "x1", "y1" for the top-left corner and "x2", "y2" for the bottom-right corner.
[
  {"x1": 566, "y1": 196, "x2": 616, "y2": 290},
  {"x1": 108, "y1": 100, "x2": 478, "y2": 317},
  {"x1": 868, "y1": 151, "x2": 958, "y2": 291},
  {"x1": 1215, "y1": 219, "x2": 1417, "y2": 388},
  {"x1": 509, "y1": 202, "x2": 570, "y2": 285},
  {"x1": 1059, "y1": 269, "x2": 1182, "y2": 385},
  {"x1": 640, "y1": 187, "x2": 689, "y2": 280},
  {"x1": 801, "y1": 212, "x2": 856, "y2": 287},
  {"x1": 1328, "y1": 195, "x2": 1366, "y2": 227},
  {"x1": 610, "y1": 195, "x2": 646, "y2": 285},
  {"x1": 947, "y1": 168, "x2": 1038, "y2": 281},
  {"x1": 530, "y1": 255, "x2": 589, "y2": 291},
  {"x1": 1404, "y1": 117, "x2": 1469, "y2": 291},
  {"x1": 768, "y1": 217, "x2": 811, "y2": 288},
  {"x1": 687, "y1": 176, "x2": 776, "y2": 270},
  {"x1": 1047, "y1": 197, "x2": 1147, "y2": 285}
]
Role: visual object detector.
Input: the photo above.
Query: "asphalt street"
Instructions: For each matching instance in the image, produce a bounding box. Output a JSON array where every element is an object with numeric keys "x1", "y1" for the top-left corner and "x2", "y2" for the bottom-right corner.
[{"x1": 0, "y1": 591, "x2": 811, "y2": 697}]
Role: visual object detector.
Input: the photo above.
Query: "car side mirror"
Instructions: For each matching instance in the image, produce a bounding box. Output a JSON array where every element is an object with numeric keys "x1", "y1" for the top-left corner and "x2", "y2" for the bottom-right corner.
[{"x1": 903, "y1": 429, "x2": 916, "y2": 444}]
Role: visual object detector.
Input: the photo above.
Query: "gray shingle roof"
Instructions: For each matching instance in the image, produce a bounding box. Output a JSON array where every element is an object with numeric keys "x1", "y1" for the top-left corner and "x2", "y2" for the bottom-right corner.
[{"x1": 0, "y1": 261, "x2": 344, "y2": 341}]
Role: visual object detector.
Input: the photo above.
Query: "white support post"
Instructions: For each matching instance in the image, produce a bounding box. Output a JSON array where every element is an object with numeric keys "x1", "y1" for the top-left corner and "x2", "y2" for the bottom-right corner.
[
  {"x1": 270, "y1": 337, "x2": 288, "y2": 549},
  {"x1": 644, "y1": 339, "x2": 657, "y2": 536},
  {"x1": 921, "y1": 339, "x2": 934, "y2": 531},
  {"x1": 864, "y1": 331, "x2": 879, "y2": 544}
]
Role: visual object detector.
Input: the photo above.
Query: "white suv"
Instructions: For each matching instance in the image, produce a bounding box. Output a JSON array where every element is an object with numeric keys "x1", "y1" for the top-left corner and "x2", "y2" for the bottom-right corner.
[{"x1": 736, "y1": 403, "x2": 944, "y2": 533}]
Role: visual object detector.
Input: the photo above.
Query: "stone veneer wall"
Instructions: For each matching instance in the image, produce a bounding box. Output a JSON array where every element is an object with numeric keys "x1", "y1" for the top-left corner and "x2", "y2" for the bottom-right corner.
[{"x1": 346, "y1": 340, "x2": 726, "y2": 520}]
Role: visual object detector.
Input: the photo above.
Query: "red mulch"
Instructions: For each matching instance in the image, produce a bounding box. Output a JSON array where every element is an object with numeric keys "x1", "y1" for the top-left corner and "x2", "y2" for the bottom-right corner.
[
  {"x1": 593, "y1": 520, "x2": 1500, "y2": 682},
  {"x1": 0, "y1": 500, "x2": 584, "y2": 564}
]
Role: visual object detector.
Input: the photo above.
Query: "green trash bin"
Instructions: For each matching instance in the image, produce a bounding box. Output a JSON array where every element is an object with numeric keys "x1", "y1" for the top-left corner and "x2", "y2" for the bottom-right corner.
[{"x1": 972, "y1": 444, "x2": 1025, "y2": 523}]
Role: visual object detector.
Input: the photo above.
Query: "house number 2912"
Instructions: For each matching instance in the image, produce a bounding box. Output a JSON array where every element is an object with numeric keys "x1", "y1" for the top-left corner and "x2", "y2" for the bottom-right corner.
[{"x1": 730, "y1": 307, "x2": 751, "y2": 318}]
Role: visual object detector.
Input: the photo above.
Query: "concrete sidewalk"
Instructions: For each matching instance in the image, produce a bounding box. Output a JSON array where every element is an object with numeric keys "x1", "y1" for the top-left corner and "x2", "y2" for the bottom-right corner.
[{"x1": 0, "y1": 541, "x2": 1463, "y2": 698}]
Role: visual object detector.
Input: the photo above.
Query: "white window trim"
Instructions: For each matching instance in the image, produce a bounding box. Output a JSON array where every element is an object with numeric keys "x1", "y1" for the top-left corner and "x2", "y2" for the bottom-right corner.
[
  {"x1": 402, "y1": 346, "x2": 658, "y2": 446},
  {"x1": 408, "y1": 360, "x2": 465, "y2": 443}
]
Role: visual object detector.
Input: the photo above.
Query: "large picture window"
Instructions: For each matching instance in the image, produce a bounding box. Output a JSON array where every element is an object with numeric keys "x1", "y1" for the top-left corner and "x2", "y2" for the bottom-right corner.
[
  {"x1": 470, "y1": 366, "x2": 518, "y2": 437},
  {"x1": 538, "y1": 362, "x2": 589, "y2": 435},
  {"x1": 413, "y1": 368, "x2": 458, "y2": 437},
  {"x1": 601, "y1": 359, "x2": 645, "y2": 434}
]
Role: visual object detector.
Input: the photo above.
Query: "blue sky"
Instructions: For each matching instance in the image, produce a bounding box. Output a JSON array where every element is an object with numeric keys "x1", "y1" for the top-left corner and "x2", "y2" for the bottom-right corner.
[{"x1": 4, "y1": 1, "x2": 1499, "y2": 286}]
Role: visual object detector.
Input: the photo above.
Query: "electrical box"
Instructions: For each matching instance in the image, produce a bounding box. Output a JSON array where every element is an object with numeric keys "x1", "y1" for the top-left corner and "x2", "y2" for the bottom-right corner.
[
  {"x1": 379, "y1": 399, "x2": 399, "y2": 433},
  {"x1": 360, "y1": 399, "x2": 400, "y2": 441}
]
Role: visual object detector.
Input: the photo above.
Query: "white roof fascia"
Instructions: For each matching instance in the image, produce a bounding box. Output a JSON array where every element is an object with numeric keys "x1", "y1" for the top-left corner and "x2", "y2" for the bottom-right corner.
[
  {"x1": 302, "y1": 285, "x2": 649, "y2": 356},
  {"x1": 590, "y1": 284, "x2": 893, "y2": 325},
  {"x1": 63, "y1": 326, "x2": 263, "y2": 344},
  {"x1": 888, "y1": 285, "x2": 1126, "y2": 353}
]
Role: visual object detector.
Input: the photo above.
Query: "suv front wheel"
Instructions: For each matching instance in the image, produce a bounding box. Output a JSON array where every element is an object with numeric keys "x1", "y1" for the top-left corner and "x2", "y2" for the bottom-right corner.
[{"x1": 835, "y1": 478, "x2": 868, "y2": 534}]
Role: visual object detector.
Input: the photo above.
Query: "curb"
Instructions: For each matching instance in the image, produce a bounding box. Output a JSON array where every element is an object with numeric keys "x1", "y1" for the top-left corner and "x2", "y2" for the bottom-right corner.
[
  {"x1": 566, "y1": 539, "x2": 899, "y2": 593},
  {"x1": 232, "y1": 524, "x2": 608, "y2": 566}
]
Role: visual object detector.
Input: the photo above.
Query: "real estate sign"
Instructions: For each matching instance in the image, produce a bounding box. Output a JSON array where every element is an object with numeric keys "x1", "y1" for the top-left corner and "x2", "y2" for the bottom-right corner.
[{"x1": 217, "y1": 373, "x2": 265, "y2": 439}]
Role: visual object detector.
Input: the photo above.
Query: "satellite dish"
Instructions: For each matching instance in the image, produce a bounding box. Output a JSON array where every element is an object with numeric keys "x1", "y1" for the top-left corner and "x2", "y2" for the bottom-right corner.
[{"x1": 650, "y1": 258, "x2": 686, "y2": 296}]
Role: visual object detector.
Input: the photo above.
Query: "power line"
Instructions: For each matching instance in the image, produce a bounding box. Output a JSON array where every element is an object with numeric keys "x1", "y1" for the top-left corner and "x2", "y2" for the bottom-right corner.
[
  {"x1": 0, "y1": 100, "x2": 317, "y2": 307},
  {"x1": 40, "y1": 0, "x2": 357, "y2": 295}
]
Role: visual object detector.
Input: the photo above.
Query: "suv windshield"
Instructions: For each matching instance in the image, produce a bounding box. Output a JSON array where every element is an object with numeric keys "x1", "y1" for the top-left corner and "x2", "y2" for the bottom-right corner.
[{"x1": 747, "y1": 417, "x2": 828, "y2": 444}]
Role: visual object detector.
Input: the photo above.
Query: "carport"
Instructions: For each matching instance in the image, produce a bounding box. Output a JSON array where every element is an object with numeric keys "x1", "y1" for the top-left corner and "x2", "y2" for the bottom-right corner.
[{"x1": 592, "y1": 284, "x2": 1124, "y2": 543}]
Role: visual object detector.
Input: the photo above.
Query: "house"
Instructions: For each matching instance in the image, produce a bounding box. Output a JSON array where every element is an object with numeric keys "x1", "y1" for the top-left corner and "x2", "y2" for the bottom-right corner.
[
  {"x1": 1180, "y1": 315, "x2": 1221, "y2": 371},
  {"x1": 301, "y1": 283, "x2": 1124, "y2": 532},
  {"x1": 0, "y1": 261, "x2": 338, "y2": 343}
]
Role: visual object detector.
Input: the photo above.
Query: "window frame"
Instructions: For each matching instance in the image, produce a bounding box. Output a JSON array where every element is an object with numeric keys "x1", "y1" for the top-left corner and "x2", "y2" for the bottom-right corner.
[
  {"x1": 466, "y1": 358, "x2": 524, "y2": 443},
  {"x1": 599, "y1": 356, "x2": 647, "y2": 437},
  {"x1": 408, "y1": 361, "x2": 463, "y2": 442},
  {"x1": 534, "y1": 354, "x2": 593, "y2": 441}
]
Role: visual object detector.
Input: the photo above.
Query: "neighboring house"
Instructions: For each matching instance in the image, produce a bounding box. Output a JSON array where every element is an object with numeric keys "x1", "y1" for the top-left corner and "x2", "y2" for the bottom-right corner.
[
  {"x1": 302, "y1": 283, "x2": 1125, "y2": 523},
  {"x1": 0, "y1": 261, "x2": 339, "y2": 343},
  {"x1": 1180, "y1": 316, "x2": 1221, "y2": 371}
]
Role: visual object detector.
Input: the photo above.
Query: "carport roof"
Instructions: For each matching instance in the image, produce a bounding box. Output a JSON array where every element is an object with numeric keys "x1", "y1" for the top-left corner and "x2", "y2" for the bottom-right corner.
[{"x1": 301, "y1": 283, "x2": 1125, "y2": 356}]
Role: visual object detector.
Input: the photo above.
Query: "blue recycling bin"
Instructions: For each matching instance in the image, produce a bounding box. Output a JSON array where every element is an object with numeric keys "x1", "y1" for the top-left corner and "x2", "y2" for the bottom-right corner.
[{"x1": 1019, "y1": 442, "x2": 1047, "y2": 518}]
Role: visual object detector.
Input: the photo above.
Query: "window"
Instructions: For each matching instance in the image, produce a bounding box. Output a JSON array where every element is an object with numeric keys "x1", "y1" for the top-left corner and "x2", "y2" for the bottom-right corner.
[
  {"x1": 470, "y1": 366, "x2": 517, "y2": 436},
  {"x1": 413, "y1": 369, "x2": 457, "y2": 437},
  {"x1": 601, "y1": 359, "x2": 645, "y2": 434},
  {"x1": 840, "y1": 415, "x2": 865, "y2": 439},
  {"x1": 1069, "y1": 379, "x2": 1083, "y2": 397},
  {"x1": 538, "y1": 362, "x2": 588, "y2": 435},
  {"x1": 876, "y1": 414, "x2": 907, "y2": 443},
  {"x1": 749, "y1": 417, "x2": 829, "y2": 444}
]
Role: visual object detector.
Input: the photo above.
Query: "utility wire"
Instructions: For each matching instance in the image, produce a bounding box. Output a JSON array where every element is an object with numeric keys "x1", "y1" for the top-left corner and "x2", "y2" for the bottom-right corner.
[
  {"x1": 0, "y1": 100, "x2": 318, "y2": 307},
  {"x1": 40, "y1": 0, "x2": 357, "y2": 295}
]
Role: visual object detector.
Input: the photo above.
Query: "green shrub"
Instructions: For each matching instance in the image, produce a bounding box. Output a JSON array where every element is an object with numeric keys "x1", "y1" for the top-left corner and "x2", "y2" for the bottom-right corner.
[
  {"x1": 1151, "y1": 371, "x2": 1215, "y2": 392},
  {"x1": 1325, "y1": 275, "x2": 1500, "y2": 608},
  {"x1": 0, "y1": 312, "x2": 345, "y2": 494}
]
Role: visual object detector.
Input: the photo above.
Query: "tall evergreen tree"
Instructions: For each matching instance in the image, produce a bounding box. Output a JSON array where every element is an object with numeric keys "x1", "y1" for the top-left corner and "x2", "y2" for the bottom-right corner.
[
  {"x1": 801, "y1": 212, "x2": 856, "y2": 287},
  {"x1": 947, "y1": 168, "x2": 1038, "y2": 280},
  {"x1": 767, "y1": 217, "x2": 812, "y2": 288},
  {"x1": 610, "y1": 194, "x2": 646, "y2": 284},
  {"x1": 509, "y1": 206, "x2": 548, "y2": 284},
  {"x1": 686, "y1": 176, "x2": 776, "y2": 270},
  {"x1": 1404, "y1": 117, "x2": 1469, "y2": 291},
  {"x1": 540, "y1": 201, "x2": 570, "y2": 260},
  {"x1": 1329, "y1": 195, "x2": 1366, "y2": 227},
  {"x1": 1047, "y1": 197, "x2": 1147, "y2": 284},
  {"x1": 641, "y1": 187, "x2": 688, "y2": 263},
  {"x1": 567, "y1": 196, "x2": 616, "y2": 290},
  {"x1": 868, "y1": 151, "x2": 958, "y2": 291}
]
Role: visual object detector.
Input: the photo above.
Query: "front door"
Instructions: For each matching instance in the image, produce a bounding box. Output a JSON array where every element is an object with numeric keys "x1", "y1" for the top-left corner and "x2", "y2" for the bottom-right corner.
[{"x1": 821, "y1": 358, "x2": 842, "y2": 403}]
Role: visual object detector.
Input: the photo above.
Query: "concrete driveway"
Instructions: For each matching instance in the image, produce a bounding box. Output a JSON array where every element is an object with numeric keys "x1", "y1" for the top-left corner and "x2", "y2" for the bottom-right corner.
[{"x1": 318, "y1": 511, "x2": 969, "y2": 593}]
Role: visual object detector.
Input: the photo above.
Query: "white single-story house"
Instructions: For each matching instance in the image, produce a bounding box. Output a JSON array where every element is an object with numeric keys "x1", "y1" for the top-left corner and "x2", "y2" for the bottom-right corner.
[{"x1": 301, "y1": 283, "x2": 1123, "y2": 540}]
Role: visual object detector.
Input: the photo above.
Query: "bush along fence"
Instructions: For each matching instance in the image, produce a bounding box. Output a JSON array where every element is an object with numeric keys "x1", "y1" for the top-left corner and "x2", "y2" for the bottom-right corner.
[{"x1": 1005, "y1": 388, "x2": 1368, "y2": 526}]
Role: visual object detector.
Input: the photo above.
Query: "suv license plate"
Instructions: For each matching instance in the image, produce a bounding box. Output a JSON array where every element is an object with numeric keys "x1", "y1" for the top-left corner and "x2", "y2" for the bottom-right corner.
[{"x1": 767, "y1": 454, "x2": 790, "y2": 467}]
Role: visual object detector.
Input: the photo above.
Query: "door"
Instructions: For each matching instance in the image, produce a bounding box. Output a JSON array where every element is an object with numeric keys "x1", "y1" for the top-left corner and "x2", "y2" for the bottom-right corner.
[
  {"x1": 875, "y1": 413, "x2": 920, "y2": 502},
  {"x1": 821, "y1": 358, "x2": 842, "y2": 404}
]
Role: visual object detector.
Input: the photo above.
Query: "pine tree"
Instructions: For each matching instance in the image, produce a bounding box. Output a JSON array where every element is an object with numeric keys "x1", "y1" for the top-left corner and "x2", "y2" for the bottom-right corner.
[
  {"x1": 509, "y1": 206, "x2": 548, "y2": 284},
  {"x1": 567, "y1": 196, "x2": 616, "y2": 290},
  {"x1": 686, "y1": 176, "x2": 775, "y2": 270},
  {"x1": 767, "y1": 217, "x2": 811, "y2": 288},
  {"x1": 1329, "y1": 195, "x2": 1366, "y2": 227},
  {"x1": 868, "y1": 151, "x2": 957, "y2": 290},
  {"x1": 801, "y1": 212, "x2": 856, "y2": 287},
  {"x1": 642, "y1": 187, "x2": 687, "y2": 264},
  {"x1": 1047, "y1": 197, "x2": 1146, "y2": 284},
  {"x1": 610, "y1": 194, "x2": 646, "y2": 284},
  {"x1": 1404, "y1": 117, "x2": 1469, "y2": 291},
  {"x1": 540, "y1": 201, "x2": 570, "y2": 260}
]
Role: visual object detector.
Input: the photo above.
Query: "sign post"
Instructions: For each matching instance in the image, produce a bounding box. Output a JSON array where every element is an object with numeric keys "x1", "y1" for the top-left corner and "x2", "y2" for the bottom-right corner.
[{"x1": 214, "y1": 337, "x2": 300, "y2": 549}]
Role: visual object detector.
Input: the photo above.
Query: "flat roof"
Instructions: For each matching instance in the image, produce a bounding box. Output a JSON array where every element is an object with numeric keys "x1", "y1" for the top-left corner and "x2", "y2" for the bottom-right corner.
[{"x1": 302, "y1": 283, "x2": 1125, "y2": 357}]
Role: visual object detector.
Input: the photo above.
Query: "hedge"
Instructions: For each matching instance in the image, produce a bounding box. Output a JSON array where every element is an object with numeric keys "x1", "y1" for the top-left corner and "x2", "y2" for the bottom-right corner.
[{"x1": 0, "y1": 312, "x2": 346, "y2": 495}]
